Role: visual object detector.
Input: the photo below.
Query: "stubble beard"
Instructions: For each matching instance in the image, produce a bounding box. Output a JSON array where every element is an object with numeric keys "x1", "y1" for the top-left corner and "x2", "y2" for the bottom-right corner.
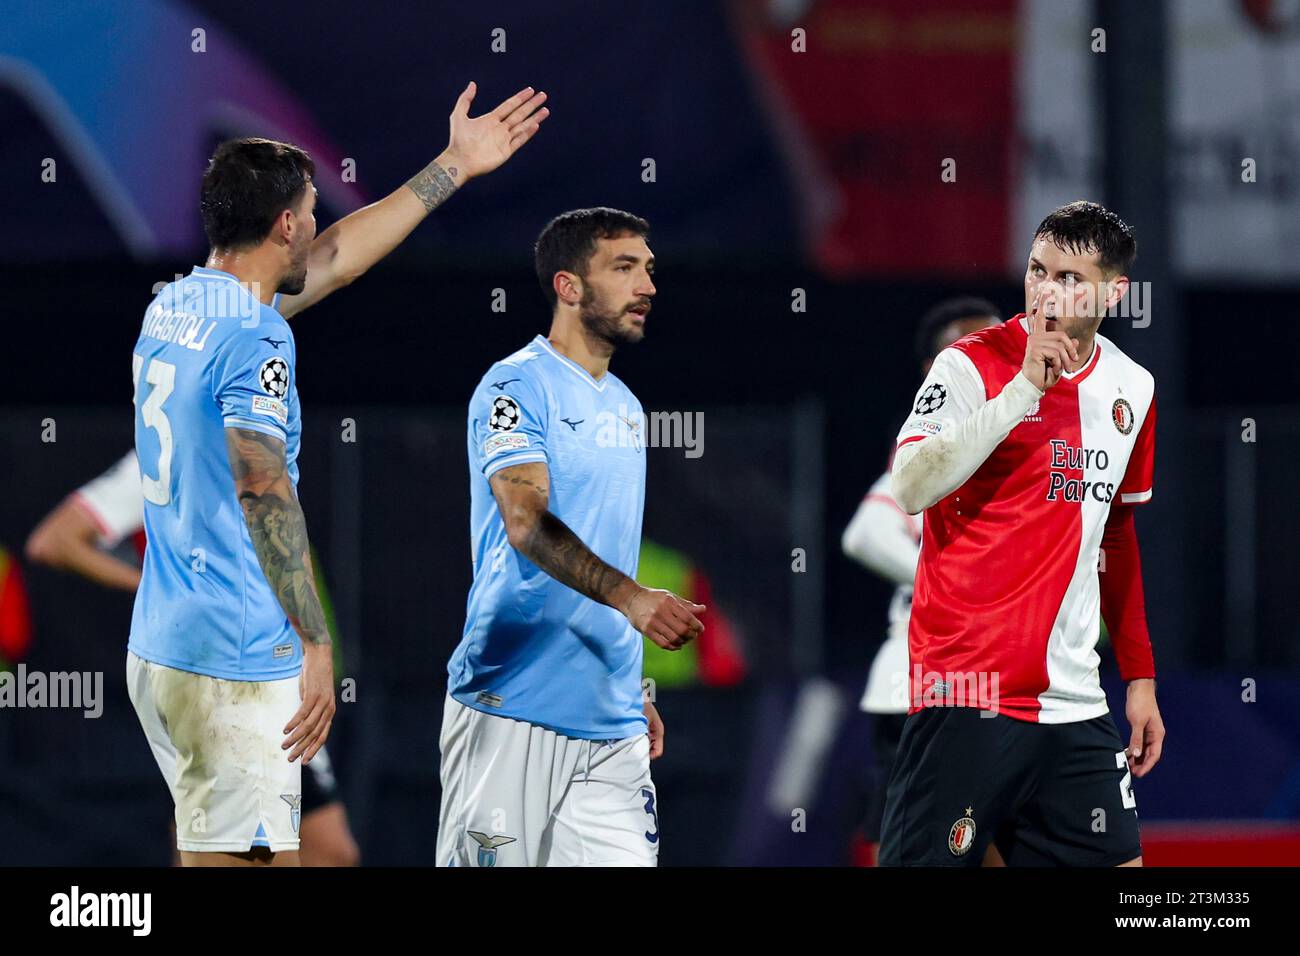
[{"x1": 579, "y1": 287, "x2": 645, "y2": 350}]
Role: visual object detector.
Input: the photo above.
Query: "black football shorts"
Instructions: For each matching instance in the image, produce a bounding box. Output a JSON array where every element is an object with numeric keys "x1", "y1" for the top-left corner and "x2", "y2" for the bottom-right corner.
[{"x1": 878, "y1": 705, "x2": 1141, "y2": 867}]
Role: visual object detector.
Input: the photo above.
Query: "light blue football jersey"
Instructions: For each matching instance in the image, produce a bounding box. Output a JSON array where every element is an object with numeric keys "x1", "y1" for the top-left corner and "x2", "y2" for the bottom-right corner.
[
  {"x1": 128, "y1": 266, "x2": 302, "y2": 680},
  {"x1": 449, "y1": 335, "x2": 648, "y2": 739}
]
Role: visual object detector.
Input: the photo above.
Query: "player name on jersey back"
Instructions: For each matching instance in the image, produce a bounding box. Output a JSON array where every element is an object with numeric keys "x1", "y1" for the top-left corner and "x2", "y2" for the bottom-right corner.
[
  {"x1": 128, "y1": 267, "x2": 304, "y2": 681},
  {"x1": 138, "y1": 277, "x2": 261, "y2": 350}
]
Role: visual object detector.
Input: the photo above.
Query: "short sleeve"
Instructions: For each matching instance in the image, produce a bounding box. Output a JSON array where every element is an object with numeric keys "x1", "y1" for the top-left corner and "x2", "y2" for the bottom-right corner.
[
  {"x1": 895, "y1": 347, "x2": 988, "y2": 450},
  {"x1": 215, "y1": 331, "x2": 293, "y2": 443},
  {"x1": 1117, "y1": 393, "x2": 1156, "y2": 505},
  {"x1": 72, "y1": 451, "x2": 145, "y2": 547},
  {"x1": 472, "y1": 366, "x2": 549, "y2": 478}
]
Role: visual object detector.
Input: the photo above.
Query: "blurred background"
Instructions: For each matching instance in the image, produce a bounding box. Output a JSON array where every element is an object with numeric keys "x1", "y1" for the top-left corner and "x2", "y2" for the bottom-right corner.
[{"x1": 1, "y1": 0, "x2": 1298, "y2": 865}]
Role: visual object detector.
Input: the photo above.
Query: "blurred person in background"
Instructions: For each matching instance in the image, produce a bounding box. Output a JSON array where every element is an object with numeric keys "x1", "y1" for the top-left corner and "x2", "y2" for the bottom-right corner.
[
  {"x1": 26, "y1": 450, "x2": 360, "y2": 867},
  {"x1": 842, "y1": 297, "x2": 1000, "y2": 866}
]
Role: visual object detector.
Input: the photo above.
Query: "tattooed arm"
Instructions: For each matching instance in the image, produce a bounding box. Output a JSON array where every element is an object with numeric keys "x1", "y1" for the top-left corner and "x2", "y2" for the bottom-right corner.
[
  {"x1": 489, "y1": 461, "x2": 704, "y2": 650},
  {"x1": 225, "y1": 427, "x2": 328, "y2": 644},
  {"x1": 278, "y1": 82, "x2": 548, "y2": 320},
  {"x1": 226, "y1": 427, "x2": 334, "y2": 762}
]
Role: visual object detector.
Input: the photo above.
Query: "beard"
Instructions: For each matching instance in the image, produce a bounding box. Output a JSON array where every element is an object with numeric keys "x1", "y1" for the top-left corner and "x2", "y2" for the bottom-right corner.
[
  {"x1": 579, "y1": 287, "x2": 646, "y2": 348},
  {"x1": 276, "y1": 241, "x2": 310, "y2": 295}
]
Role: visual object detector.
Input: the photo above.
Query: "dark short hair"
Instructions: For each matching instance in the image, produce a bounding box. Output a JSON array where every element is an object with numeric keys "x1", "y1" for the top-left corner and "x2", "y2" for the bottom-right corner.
[
  {"x1": 915, "y1": 296, "x2": 1001, "y2": 365},
  {"x1": 200, "y1": 138, "x2": 316, "y2": 251},
  {"x1": 1033, "y1": 200, "x2": 1137, "y2": 277},
  {"x1": 534, "y1": 207, "x2": 650, "y2": 308}
]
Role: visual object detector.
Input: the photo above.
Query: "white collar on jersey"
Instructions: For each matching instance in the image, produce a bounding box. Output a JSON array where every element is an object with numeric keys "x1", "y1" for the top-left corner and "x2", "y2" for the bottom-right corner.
[{"x1": 533, "y1": 334, "x2": 610, "y2": 391}]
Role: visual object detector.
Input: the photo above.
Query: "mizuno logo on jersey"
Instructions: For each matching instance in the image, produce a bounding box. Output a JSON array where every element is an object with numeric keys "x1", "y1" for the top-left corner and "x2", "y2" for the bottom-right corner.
[{"x1": 259, "y1": 336, "x2": 286, "y2": 349}]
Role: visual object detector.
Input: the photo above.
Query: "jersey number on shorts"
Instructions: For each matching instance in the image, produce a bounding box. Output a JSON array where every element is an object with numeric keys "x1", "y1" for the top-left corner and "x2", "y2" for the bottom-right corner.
[
  {"x1": 640, "y1": 787, "x2": 659, "y2": 845},
  {"x1": 132, "y1": 355, "x2": 176, "y2": 506},
  {"x1": 1115, "y1": 751, "x2": 1137, "y2": 810}
]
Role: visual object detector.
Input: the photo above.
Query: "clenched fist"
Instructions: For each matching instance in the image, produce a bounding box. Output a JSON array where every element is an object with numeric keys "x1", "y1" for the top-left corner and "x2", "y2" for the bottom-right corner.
[{"x1": 623, "y1": 586, "x2": 705, "y2": 651}]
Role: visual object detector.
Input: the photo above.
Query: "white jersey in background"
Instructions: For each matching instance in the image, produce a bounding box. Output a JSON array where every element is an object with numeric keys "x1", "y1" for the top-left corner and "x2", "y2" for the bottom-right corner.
[
  {"x1": 840, "y1": 465, "x2": 919, "y2": 714},
  {"x1": 72, "y1": 451, "x2": 145, "y2": 549}
]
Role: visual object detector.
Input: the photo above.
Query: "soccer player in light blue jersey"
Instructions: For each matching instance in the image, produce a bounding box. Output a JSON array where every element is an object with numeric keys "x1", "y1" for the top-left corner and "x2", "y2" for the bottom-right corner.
[
  {"x1": 128, "y1": 83, "x2": 548, "y2": 867},
  {"x1": 438, "y1": 208, "x2": 706, "y2": 867}
]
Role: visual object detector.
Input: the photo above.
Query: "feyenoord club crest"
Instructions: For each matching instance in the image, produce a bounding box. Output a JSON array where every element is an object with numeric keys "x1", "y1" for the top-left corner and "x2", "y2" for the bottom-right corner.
[
  {"x1": 948, "y1": 807, "x2": 976, "y2": 856},
  {"x1": 1112, "y1": 397, "x2": 1135, "y2": 435}
]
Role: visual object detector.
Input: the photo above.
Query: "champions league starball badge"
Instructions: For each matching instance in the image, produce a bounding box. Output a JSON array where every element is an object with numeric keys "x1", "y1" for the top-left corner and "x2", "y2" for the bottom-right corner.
[
  {"x1": 915, "y1": 383, "x2": 947, "y2": 415},
  {"x1": 258, "y1": 356, "x2": 290, "y2": 400},
  {"x1": 488, "y1": 395, "x2": 522, "y2": 432}
]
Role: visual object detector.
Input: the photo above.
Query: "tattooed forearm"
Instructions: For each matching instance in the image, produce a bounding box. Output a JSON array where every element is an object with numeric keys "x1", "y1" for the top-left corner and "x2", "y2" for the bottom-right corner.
[
  {"x1": 490, "y1": 465, "x2": 634, "y2": 610},
  {"x1": 520, "y1": 512, "x2": 634, "y2": 609},
  {"x1": 404, "y1": 159, "x2": 458, "y2": 213},
  {"x1": 226, "y1": 428, "x2": 330, "y2": 645}
]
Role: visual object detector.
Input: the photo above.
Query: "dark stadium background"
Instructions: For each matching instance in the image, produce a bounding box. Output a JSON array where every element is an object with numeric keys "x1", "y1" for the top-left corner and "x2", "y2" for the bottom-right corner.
[{"x1": 2, "y1": 0, "x2": 1298, "y2": 865}]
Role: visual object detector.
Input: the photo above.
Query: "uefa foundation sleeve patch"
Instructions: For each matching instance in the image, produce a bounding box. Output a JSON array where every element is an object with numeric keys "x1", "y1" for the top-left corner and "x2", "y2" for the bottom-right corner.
[
  {"x1": 484, "y1": 433, "x2": 530, "y2": 459},
  {"x1": 251, "y1": 395, "x2": 289, "y2": 425}
]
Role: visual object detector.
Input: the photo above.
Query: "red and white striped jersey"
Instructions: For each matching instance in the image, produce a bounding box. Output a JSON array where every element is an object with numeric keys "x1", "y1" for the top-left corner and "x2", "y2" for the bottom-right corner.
[{"x1": 895, "y1": 314, "x2": 1156, "y2": 723}]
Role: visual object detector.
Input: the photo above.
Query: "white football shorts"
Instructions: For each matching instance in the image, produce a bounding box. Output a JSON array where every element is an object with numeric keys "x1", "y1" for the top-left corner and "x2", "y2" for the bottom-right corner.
[
  {"x1": 127, "y1": 651, "x2": 303, "y2": 853},
  {"x1": 437, "y1": 694, "x2": 659, "y2": 867}
]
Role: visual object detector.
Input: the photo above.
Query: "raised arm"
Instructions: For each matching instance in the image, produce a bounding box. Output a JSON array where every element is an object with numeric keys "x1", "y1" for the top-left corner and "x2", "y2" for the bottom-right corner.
[
  {"x1": 891, "y1": 369, "x2": 1042, "y2": 515},
  {"x1": 489, "y1": 461, "x2": 703, "y2": 650},
  {"x1": 891, "y1": 314, "x2": 1077, "y2": 515},
  {"x1": 225, "y1": 426, "x2": 334, "y2": 762},
  {"x1": 279, "y1": 83, "x2": 549, "y2": 319}
]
